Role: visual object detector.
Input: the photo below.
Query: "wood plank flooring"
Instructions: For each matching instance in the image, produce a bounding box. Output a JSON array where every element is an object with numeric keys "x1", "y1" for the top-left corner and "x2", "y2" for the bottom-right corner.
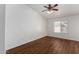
[{"x1": 6, "y1": 36, "x2": 79, "y2": 54}]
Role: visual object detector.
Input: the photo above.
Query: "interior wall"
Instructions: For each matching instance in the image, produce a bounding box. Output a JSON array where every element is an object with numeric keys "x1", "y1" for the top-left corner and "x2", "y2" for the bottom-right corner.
[
  {"x1": 47, "y1": 17, "x2": 69, "y2": 39},
  {"x1": 5, "y1": 4, "x2": 47, "y2": 50},
  {"x1": 68, "y1": 15, "x2": 79, "y2": 41},
  {"x1": 47, "y1": 15, "x2": 79, "y2": 41},
  {"x1": 0, "y1": 4, "x2": 5, "y2": 54}
]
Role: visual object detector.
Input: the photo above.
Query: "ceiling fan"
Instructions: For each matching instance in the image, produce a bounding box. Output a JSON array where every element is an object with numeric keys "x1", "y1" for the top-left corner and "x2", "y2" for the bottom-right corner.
[{"x1": 42, "y1": 4, "x2": 58, "y2": 14}]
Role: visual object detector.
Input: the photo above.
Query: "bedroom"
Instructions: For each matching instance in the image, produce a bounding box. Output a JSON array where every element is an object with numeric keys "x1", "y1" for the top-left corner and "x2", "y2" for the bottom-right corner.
[{"x1": 0, "y1": 4, "x2": 79, "y2": 54}]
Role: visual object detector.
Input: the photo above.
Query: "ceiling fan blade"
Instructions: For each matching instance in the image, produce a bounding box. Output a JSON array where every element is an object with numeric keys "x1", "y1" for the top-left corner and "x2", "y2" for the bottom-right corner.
[
  {"x1": 52, "y1": 9, "x2": 58, "y2": 11},
  {"x1": 42, "y1": 10, "x2": 47, "y2": 12},
  {"x1": 48, "y1": 4, "x2": 51, "y2": 7},
  {"x1": 53, "y1": 4, "x2": 58, "y2": 7},
  {"x1": 44, "y1": 6, "x2": 48, "y2": 8}
]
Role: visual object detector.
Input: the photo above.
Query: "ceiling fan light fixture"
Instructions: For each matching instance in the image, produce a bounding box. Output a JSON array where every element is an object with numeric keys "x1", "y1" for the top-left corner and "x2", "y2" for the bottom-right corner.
[
  {"x1": 42, "y1": 4, "x2": 58, "y2": 14},
  {"x1": 47, "y1": 10, "x2": 54, "y2": 14}
]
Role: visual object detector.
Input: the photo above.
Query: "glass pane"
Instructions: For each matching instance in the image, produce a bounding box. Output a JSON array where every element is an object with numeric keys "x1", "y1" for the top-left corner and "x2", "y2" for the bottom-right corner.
[{"x1": 54, "y1": 21, "x2": 61, "y2": 33}]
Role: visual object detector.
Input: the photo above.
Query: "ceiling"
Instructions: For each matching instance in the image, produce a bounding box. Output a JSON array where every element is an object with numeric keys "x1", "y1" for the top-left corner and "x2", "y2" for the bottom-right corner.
[{"x1": 27, "y1": 4, "x2": 79, "y2": 19}]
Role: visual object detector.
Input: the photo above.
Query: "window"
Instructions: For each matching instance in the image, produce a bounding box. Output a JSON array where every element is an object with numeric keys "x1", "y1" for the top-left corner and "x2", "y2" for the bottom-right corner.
[
  {"x1": 54, "y1": 21, "x2": 61, "y2": 33},
  {"x1": 54, "y1": 21, "x2": 68, "y2": 33}
]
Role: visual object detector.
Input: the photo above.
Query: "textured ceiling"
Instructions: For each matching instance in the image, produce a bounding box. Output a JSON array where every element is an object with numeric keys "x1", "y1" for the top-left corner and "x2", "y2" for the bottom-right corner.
[{"x1": 27, "y1": 4, "x2": 79, "y2": 19}]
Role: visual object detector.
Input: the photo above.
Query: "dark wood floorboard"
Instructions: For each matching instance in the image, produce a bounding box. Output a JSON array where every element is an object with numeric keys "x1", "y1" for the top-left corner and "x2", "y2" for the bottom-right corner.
[{"x1": 6, "y1": 36, "x2": 79, "y2": 54}]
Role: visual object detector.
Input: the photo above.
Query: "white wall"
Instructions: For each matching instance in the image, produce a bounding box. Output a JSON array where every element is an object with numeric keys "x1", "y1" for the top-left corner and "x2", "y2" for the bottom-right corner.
[
  {"x1": 47, "y1": 15, "x2": 79, "y2": 41},
  {"x1": 5, "y1": 4, "x2": 47, "y2": 50},
  {"x1": 0, "y1": 4, "x2": 5, "y2": 54},
  {"x1": 47, "y1": 17, "x2": 69, "y2": 39},
  {"x1": 68, "y1": 15, "x2": 79, "y2": 41}
]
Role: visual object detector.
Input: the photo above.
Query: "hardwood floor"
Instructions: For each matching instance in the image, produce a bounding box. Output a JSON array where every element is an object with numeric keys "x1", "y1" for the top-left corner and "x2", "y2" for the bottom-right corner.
[{"x1": 6, "y1": 36, "x2": 79, "y2": 54}]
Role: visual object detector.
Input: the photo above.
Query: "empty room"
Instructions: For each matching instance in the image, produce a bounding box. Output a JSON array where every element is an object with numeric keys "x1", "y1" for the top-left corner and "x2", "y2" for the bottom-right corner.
[{"x1": 5, "y1": 4, "x2": 79, "y2": 54}]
